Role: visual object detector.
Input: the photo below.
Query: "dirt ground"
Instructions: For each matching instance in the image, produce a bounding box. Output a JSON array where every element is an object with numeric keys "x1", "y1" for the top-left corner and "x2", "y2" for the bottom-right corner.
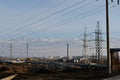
[
  {"x1": 13, "y1": 73, "x2": 107, "y2": 80},
  {"x1": 0, "y1": 63, "x2": 115, "y2": 80}
]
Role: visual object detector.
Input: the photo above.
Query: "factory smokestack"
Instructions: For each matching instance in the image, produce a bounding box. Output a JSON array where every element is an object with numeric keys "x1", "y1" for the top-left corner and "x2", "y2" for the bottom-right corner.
[{"x1": 67, "y1": 43, "x2": 69, "y2": 62}]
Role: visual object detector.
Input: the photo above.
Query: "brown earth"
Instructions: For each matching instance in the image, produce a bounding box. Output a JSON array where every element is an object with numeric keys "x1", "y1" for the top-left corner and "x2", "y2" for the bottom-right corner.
[{"x1": 0, "y1": 63, "x2": 116, "y2": 80}]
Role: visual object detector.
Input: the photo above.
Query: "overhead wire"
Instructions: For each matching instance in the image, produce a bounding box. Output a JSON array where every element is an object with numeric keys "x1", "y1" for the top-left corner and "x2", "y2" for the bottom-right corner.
[
  {"x1": 24, "y1": 0, "x2": 93, "y2": 31},
  {"x1": 4, "y1": 0, "x2": 118, "y2": 39},
  {"x1": 6, "y1": 0, "x2": 87, "y2": 38},
  {"x1": 0, "y1": 0, "x2": 68, "y2": 38},
  {"x1": 47, "y1": 1, "x2": 118, "y2": 30},
  {"x1": 8, "y1": 0, "x2": 97, "y2": 39},
  {"x1": 60, "y1": 5, "x2": 105, "y2": 25},
  {"x1": 13, "y1": 0, "x2": 68, "y2": 31},
  {"x1": 24, "y1": 0, "x2": 96, "y2": 31},
  {"x1": 14, "y1": 1, "x2": 106, "y2": 39}
]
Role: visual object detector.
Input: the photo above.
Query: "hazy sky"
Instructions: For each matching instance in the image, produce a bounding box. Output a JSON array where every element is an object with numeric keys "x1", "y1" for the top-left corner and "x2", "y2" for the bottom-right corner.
[
  {"x1": 0, "y1": 0, "x2": 120, "y2": 57},
  {"x1": 0, "y1": 0, "x2": 119, "y2": 40}
]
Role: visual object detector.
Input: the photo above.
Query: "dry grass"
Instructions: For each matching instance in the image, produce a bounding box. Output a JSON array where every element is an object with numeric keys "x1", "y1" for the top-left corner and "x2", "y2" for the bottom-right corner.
[{"x1": 0, "y1": 63, "x2": 115, "y2": 80}]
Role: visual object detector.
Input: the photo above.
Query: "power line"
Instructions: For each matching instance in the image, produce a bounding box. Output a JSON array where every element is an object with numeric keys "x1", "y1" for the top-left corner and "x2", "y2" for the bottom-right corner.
[
  {"x1": 58, "y1": 0, "x2": 119, "y2": 26},
  {"x1": 4, "y1": 0, "x2": 87, "y2": 39},
  {"x1": 2, "y1": 0, "x2": 118, "y2": 39},
  {"x1": 60, "y1": 5, "x2": 105, "y2": 25},
  {"x1": 15, "y1": 9, "x2": 105, "y2": 38},
  {"x1": 9, "y1": 0, "x2": 101, "y2": 39},
  {"x1": 0, "y1": 0, "x2": 68, "y2": 37},
  {"x1": 13, "y1": 0, "x2": 68, "y2": 32},
  {"x1": 49, "y1": 0, "x2": 96, "y2": 21}
]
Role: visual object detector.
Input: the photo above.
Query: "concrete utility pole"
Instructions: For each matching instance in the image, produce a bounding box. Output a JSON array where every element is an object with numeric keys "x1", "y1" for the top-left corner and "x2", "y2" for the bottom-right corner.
[
  {"x1": 26, "y1": 43, "x2": 29, "y2": 58},
  {"x1": 106, "y1": 0, "x2": 111, "y2": 75},
  {"x1": 106, "y1": 0, "x2": 119, "y2": 75},
  {"x1": 2, "y1": 42, "x2": 4, "y2": 56},
  {"x1": 10, "y1": 41, "x2": 13, "y2": 59}
]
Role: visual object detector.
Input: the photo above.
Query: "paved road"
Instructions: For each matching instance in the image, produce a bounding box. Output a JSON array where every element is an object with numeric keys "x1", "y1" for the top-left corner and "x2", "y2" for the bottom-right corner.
[
  {"x1": 103, "y1": 75, "x2": 120, "y2": 80},
  {"x1": 1, "y1": 74, "x2": 17, "y2": 80}
]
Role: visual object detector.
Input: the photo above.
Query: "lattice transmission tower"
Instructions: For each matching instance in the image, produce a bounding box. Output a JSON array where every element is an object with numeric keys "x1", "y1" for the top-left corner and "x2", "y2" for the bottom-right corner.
[
  {"x1": 81, "y1": 27, "x2": 89, "y2": 58},
  {"x1": 95, "y1": 21, "x2": 104, "y2": 64}
]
